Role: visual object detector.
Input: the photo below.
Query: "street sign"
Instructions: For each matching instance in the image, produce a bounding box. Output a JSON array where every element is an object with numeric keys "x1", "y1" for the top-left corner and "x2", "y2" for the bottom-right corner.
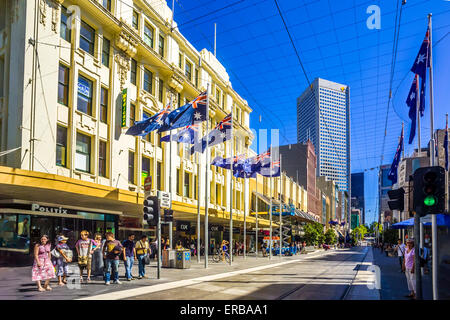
[
  {"x1": 158, "y1": 191, "x2": 171, "y2": 209},
  {"x1": 144, "y1": 176, "x2": 152, "y2": 192}
]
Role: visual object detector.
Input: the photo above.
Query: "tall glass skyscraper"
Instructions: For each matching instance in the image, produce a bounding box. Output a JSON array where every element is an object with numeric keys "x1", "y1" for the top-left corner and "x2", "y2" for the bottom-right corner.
[{"x1": 297, "y1": 78, "x2": 350, "y2": 191}]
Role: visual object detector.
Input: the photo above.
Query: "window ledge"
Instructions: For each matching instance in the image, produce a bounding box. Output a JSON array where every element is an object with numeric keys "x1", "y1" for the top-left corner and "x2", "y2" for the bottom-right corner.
[{"x1": 73, "y1": 170, "x2": 95, "y2": 179}]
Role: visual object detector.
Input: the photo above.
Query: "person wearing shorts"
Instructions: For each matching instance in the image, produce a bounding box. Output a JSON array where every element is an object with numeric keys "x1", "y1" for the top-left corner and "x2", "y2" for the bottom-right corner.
[{"x1": 75, "y1": 230, "x2": 95, "y2": 283}]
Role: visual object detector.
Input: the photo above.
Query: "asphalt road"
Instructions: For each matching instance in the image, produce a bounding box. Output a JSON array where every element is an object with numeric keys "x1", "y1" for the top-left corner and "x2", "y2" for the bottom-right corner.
[{"x1": 125, "y1": 246, "x2": 369, "y2": 300}]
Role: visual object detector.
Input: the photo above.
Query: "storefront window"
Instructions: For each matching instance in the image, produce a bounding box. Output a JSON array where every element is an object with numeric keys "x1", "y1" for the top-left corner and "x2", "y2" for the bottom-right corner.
[{"x1": 0, "y1": 214, "x2": 30, "y2": 251}]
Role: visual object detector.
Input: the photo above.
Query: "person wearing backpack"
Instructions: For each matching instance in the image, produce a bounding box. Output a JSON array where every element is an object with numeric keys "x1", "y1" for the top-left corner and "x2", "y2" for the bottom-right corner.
[
  {"x1": 135, "y1": 235, "x2": 151, "y2": 279},
  {"x1": 103, "y1": 232, "x2": 124, "y2": 285}
]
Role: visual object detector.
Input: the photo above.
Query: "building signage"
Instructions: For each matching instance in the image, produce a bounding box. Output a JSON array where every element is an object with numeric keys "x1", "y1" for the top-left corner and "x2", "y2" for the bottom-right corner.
[
  {"x1": 31, "y1": 203, "x2": 68, "y2": 214},
  {"x1": 210, "y1": 225, "x2": 224, "y2": 232},
  {"x1": 158, "y1": 191, "x2": 171, "y2": 209},
  {"x1": 121, "y1": 88, "x2": 128, "y2": 127},
  {"x1": 176, "y1": 221, "x2": 191, "y2": 232},
  {"x1": 78, "y1": 80, "x2": 90, "y2": 97},
  {"x1": 144, "y1": 176, "x2": 152, "y2": 192}
]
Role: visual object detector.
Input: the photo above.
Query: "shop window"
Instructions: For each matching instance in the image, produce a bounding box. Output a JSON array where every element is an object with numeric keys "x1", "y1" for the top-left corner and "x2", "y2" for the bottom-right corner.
[
  {"x1": 130, "y1": 59, "x2": 137, "y2": 85},
  {"x1": 102, "y1": 37, "x2": 110, "y2": 67},
  {"x1": 80, "y1": 20, "x2": 95, "y2": 56},
  {"x1": 58, "y1": 64, "x2": 69, "y2": 106},
  {"x1": 144, "y1": 23, "x2": 154, "y2": 48},
  {"x1": 100, "y1": 87, "x2": 108, "y2": 123},
  {"x1": 60, "y1": 6, "x2": 71, "y2": 42},
  {"x1": 77, "y1": 75, "x2": 93, "y2": 115},
  {"x1": 0, "y1": 214, "x2": 30, "y2": 251},
  {"x1": 56, "y1": 125, "x2": 67, "y2": 167},
  {"x1": 75, "y1": 132, "x2": 91, "y2": 173},
  {"x1": 143, "y1": 68, "x2": 153, "y2": 94},
  {"x1": 99, "y1": 140, "x2": 107, "y2": 177},
  {"x1": 128, "y1": 151, "x2": 135, "y2": 184},
  {"x1": 142, "y1": 156, "x2": 151, "y2": 186}
]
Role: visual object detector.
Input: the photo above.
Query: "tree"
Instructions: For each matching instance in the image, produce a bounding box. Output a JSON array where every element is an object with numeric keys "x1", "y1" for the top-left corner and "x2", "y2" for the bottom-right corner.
[
  {"x1": 324, "y1": 228, "x2": 337, "y2": 245},
  {"x1": 382, "y1": 228, "x2": 398, "y2": 245},
  {"x1": 304, "y1": 222, "x2": 325, "y2": 246}
]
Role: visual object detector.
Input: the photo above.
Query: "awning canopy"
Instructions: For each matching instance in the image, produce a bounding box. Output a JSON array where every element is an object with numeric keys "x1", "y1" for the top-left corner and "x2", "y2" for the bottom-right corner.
[{"x1": 391, "y1": 214, "x2": 450, "y2": 229}]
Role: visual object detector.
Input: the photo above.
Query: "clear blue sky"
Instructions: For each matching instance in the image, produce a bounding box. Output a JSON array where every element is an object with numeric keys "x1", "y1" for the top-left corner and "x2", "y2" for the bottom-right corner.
[{"x1": 172, "y1": 0, "x2": 450, "y2": 224}]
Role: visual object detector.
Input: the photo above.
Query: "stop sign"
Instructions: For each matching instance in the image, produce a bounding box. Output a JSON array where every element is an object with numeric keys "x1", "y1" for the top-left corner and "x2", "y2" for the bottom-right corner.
[{"x1": 144, "y1": 176, "x2": 152, "y2": 191}]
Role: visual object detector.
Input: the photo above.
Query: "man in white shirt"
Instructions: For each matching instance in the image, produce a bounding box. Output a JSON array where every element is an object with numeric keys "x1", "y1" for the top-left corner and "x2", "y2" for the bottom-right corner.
[{"x1": 394, "y1": 239, "x2": 406, "y2": 273}]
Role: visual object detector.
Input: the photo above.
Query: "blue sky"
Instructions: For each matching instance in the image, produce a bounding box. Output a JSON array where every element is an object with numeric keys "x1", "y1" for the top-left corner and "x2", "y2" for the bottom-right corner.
[{"x1": 172, "y1": 0, "x2": 450, "y2": 224}]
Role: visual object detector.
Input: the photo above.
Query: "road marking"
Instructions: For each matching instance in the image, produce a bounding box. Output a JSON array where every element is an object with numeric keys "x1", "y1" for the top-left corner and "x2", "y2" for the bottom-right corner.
[{"x1": 79, "y1": 250, "x2": 330, "y2": 300}]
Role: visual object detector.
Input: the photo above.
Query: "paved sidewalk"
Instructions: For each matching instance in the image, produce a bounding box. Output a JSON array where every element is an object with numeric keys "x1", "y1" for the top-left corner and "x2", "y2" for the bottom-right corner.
[
  {"x1": 0, "y1": 250, "x2": 326, "y2": 300},
  {"x1": 344, "y1": 246, "x2": 380, "y2": 300},
  {"x1": 372, "y1": 246, "x2": 433, "y2": 300}
]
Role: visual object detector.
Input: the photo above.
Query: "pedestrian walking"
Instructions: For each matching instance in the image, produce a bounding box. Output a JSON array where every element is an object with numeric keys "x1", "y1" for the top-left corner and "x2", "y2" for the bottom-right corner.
[
  {"x1": 122, "y1": 234, "x2": 137, "y2": 281},
  {"x1": 53, "y1": 235, "x2": 72, "y2": 286},
  {"x1": 75, "y1": 230, "x2": 95, "y2": 283},
  {"x1": 103, "y1": 232, "x2": 124, "y2": 285},
  {"x1": 91, "y1": 233, "x2": 104, "y2": 278},
  {"x1": 394, "y1": 239, "x2": 406, "y2": 273},
  {"x1": 32, "y1": 235, "x2": 56, "y2": 292},
  {"x1": 135, "y1": 235, "x2": 151, "y2": 279},
  {"x1": 403, "y1": 238, "x2": 416, "y2": 299}
]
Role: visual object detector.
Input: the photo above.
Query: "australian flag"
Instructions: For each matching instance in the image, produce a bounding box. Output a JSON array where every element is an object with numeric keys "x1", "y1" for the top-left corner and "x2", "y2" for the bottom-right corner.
[
  {"x1": 161, "y1": 124, "x2": 200, "y2": 144},
  {"x1": 211, "y1": 156, "x2": 230, "y2": 169},
  {"x1": 125, "y1": 104, "x2": 171, "y2": 136},
  {"x1": 258, "y1": 159, "x2": 281, "y2": 177},
  {"x1": 387, "y1": 128, "x2": 404, "y2": 184},
  {"x1": 406, "y1": 75, "x2": 418, "y2": 144},
  {"x1": 411, "y1": 27, "x2": 430, "y2": 80},
  {"x1": 158, "y1": 91, "x2": 207, "y2": 133},
  {"x1": 233, "y1": 156, "x2": 258, "y2": 178},
  {"x1": 192, "y1": 113, "x2": 232, "y2": 153},
  {"x1": 253, "y1": 149, "x2": 271, "y2": 172},
  {"x1": 444, "y1": 119, "x2": 449, "y2": 171}
]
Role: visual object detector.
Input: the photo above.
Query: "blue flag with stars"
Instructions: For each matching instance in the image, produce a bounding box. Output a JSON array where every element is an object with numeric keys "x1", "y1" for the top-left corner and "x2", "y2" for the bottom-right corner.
[
  {"x1": 125, "y1": 104, "x2": 171, "y2": 136},
  {"x1": 192, "y1": 113, "x2": 232, "y2": 153},
  {"x1": 160, "y1": 124, "x2": 200, "y2": 144},
  {"x1": 411, "y1": 27, "x2": 430, "y2": 80},
  {"x1": 158, "y1": 91, "x2": 207, "y2": 133},
  {"x1": 387, "y1": 128, "x2": 404, "y2": 184},
  {"x1": 406, "y1": 75, "x2": 418, "y2": 144}
]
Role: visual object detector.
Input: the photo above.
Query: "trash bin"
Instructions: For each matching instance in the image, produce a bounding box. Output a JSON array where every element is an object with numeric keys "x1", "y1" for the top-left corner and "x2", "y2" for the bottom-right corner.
[
  {"x1": 175, "y1": 249, "x2": 191, "y2": 269},
  {"x1": 162, "y1": 249, "x2": 175, "y2": 268}
]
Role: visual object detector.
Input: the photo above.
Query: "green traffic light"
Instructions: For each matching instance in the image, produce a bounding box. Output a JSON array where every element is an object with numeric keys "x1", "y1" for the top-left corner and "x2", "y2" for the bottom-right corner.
[{"x1": 424, "y1": 195, "x2": 436, "y2": 206}]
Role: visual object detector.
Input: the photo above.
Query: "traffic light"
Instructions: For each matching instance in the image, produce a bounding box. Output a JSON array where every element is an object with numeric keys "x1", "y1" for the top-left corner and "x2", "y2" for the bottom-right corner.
[
  {"x1": 387, "y1": 187, "x2": 405, "y2": 212},
  {"x1": 413, "y1": 166, "x2": 445, "y2": 216},
  {"x1": 163, "y1": 209, "x2": 174, "y2": 222},
  {"x1": 143, "y1": 196, "x2": 159, "y2": 226}
]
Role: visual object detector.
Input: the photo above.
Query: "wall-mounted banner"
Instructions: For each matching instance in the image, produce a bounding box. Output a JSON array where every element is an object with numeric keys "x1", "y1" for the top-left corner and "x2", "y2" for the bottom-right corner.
[
  {"x1": 121, "y1": 88, "x2": 128, "y2": 127},
  {"x1": 176, "y1": 221, "x2": 191, "y2": 232}
]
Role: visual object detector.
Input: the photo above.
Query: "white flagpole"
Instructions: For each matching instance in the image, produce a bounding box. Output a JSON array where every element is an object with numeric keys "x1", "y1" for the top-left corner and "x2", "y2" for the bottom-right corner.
[
  {"x1": 255, "y1": 168, "x2": 258, "y2": 258},
  {"x1": 197, "y1": 133, "x2": 201, "y2": 263},
  {"x1": 204, "y1": 84, "x2": 210, "y2": 269},
  {"x1": 229, "y1": 110, "x2": 234, "y2": 265},
  {"x1": 428, "y1": 13, "x2": 438, "y2": 300},
  {"x1": 269, "y1": 144, "x2": 273, "y2": 260},
  {"x1": 169, "y1": 97, "x2": 174, "y2": 250}
]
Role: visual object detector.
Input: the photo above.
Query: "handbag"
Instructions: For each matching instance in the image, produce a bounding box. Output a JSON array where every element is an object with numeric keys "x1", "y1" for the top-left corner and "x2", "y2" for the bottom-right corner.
[
  {"x1": 143, "y1": 254, "x2": 151, "y2": 265},
  {"x1": 78, "y1": 255, "x2": 88, "y2": 266},
  {"x1": 51, "y1": 248, "x2": 61, "y2": 259}
]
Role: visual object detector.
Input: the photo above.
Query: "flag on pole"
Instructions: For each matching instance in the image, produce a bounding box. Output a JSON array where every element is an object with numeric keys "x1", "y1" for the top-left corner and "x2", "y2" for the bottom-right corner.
[
  {"x1": 158, "y1": 91, "x2": 207, "y2": 132},
  {"x1": 258, "y1": 159, "x2": 281, "y2": 177},
  {"x1": 160, "y1": 124, "x2": 200, "y2": 144},
  {"x1": 192, "y1": 113, "x2": 232, "y2": 153},
  {"x1": 387, "y1": 128, "x2": 404, "y2": 184},
  {"x1": 406, "y1": 75, "x2": 418, "y2": 144},
  {"x1": 411, "y1": 27, "x2": 430, "y2": 80},
  {"x1": 444, "y1": 118, "x2": 449, "y2": 171},
  {"x1": 125, "y1": 104, "x2": 171, "y2": 136}
]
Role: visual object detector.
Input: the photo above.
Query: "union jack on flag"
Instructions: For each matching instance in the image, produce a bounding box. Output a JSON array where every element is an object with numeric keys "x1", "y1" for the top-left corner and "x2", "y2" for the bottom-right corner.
[{"x1": 126, "y1": 104, "x2": 171, "y2": 136}]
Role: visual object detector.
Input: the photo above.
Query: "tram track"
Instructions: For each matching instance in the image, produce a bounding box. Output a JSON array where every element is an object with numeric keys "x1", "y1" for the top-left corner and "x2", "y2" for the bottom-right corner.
[{"x1": 275, "y1": 247, "x2": 370, "y2": 300}]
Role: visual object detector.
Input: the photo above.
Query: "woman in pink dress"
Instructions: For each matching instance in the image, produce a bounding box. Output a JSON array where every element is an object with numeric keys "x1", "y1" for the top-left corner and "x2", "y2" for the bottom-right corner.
[
  {"x1": 32, "y1": 235, "x2": 56, "y2": 292},
  {"x1": 402, "y1": 238, "x2": 416, "y2": 299}
]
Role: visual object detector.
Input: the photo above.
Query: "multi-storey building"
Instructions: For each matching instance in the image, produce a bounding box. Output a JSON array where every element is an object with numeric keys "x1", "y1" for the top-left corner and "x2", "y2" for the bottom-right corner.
[
  {"x1": 351, "y1": 172, "x2": 365, "y2": 224},
  {"x1": 279, "y1": 140, "x2": 318, "y2": 218},
  {"x1": 379, "y1": 164, "x2": 393, "y2": 228},
  {"x1": 297, "y1": 78, "x2": 350, "y2": 192},
  {"x1": 0, "y1": 0, "x2": 272, "y2": 263}
]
